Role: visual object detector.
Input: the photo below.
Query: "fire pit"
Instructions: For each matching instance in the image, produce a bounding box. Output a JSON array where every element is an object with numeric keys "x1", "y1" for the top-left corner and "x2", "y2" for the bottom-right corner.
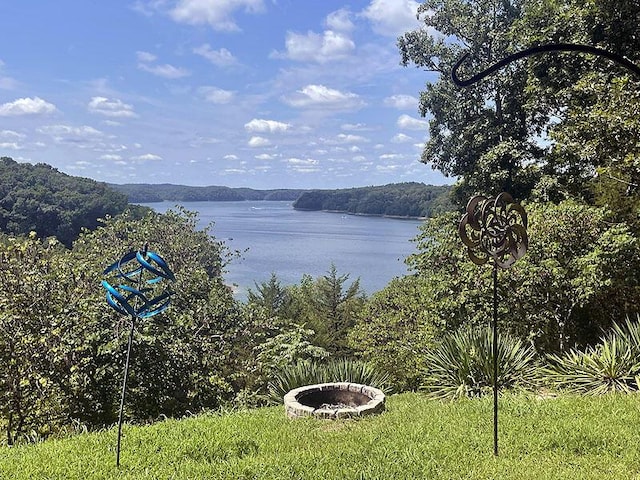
[{"x1": 284, "y1": 382, "x2": 385, "y2": 419}]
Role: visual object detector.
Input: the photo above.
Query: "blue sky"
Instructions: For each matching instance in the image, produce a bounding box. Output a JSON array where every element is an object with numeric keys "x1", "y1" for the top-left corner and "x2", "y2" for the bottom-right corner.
[{"x1": 0, "y1": 0, "x2": 449, "y2": 189}]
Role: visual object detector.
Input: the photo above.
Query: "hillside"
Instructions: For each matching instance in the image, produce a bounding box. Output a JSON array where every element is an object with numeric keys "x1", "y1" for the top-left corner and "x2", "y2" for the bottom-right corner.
[
  {"x1": 111, "y1": 182, "x2": 454, "y2": 218},
  {"x1": 109, "y1": 183, "x2": 308, "y2": 203},
  {"x1": 293, "y1": 182, "x2": 453, "y2": 218},
  {"x1": 0, "y1": 393, "x2": 637, "y2": 479},
  {"x1": 0, "y1": 157, "x2": 128, "y2": 247}
]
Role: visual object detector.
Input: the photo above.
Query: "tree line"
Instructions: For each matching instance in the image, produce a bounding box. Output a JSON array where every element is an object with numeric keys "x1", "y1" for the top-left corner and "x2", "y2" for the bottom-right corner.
[{"x1": 292, "y1": 182, "x2": 453, "y2": 218}]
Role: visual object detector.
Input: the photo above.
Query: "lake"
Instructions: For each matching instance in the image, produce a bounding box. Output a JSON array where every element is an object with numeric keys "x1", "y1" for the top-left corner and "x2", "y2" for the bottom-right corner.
[{"x1": 142, "y1": 201, "x2": 424, "y2": 299}]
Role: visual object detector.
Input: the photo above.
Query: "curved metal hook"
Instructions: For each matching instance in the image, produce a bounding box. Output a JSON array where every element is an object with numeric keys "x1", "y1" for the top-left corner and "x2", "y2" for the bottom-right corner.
[{"x1": 452, "y1": 43, "x2": 640, "y2": 87}]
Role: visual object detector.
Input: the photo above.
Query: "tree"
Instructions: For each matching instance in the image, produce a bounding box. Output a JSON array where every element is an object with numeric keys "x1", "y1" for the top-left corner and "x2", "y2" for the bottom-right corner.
[
  {"x1": 287, "y1": 265, "x2": 366, "y2": 356},
  {"x1": 398, "y1": 0, "x2": 543, "y2": 203},
  {"x1": 515, "y1": 0, "x2": 640, "y2": 217},
  {"x1": 348, "y1": 276, "x2": 436, "y2": 391},
  {"x1": 0, "y1": 157, "x2": 129, "y2": 247},
  {"x1": 405, "y1": 201, "x2": 640, "y2": 354}
]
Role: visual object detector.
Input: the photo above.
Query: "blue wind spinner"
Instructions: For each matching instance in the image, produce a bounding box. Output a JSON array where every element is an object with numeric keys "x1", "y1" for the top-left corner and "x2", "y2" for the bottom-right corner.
[
  {"x1": 102, "y1": 246, "x2": 175, "y2": 468},
  {"x1": 102, "y1": 248, "x2": 175, "y2": 319}
]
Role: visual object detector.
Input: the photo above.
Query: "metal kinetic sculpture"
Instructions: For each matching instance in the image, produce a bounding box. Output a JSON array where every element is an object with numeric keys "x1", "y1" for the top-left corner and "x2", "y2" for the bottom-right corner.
[
  {"x1": 102, "y1": 245, "x2": 175, "y2": 467},
  {"x1": 450, "y1": 42, "x2": 639, "y2": 456},
  {"x1": 458, "y1": 193, "x2": 528, "y2": 456}
]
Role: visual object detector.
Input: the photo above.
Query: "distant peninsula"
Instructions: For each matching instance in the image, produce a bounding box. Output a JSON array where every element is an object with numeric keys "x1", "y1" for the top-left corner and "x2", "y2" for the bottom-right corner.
[{"x1": 110, "y1": 182, "x2": 453, "y2": 219}]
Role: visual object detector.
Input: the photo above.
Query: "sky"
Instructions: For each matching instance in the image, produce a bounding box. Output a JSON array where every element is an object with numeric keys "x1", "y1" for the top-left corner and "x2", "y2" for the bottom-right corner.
[{"x1": 0, "y1": 0, "x2": 450, "y2": 190}]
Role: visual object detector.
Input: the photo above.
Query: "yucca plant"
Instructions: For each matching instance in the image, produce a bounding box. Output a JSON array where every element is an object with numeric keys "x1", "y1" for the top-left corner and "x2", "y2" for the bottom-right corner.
[
  {"x1": 543, "y1": 317, "x2": 640, "y2": 395},
  {"x1": 421, "y1": 325, "x2": 538, "y2": 400},
  {"x1": 267, "y1": 358, "x2": 391, "y2": 404}
]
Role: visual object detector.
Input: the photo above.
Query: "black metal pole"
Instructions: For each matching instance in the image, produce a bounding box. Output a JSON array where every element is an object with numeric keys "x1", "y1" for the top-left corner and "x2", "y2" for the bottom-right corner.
[
  {"x1": 116, "y1": 316, "x2": 136, "y2": 468},
  {"x1": 492, "y1": 264, "x2": 499, "y2": 456}
]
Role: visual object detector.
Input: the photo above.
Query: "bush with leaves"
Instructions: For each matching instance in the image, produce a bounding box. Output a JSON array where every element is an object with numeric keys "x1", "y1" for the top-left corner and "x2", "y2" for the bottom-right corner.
[
  {"x1": 542, "y1": 318, "x2": 640, "y2": 395},
  {"x1": 421, "y1": 325, "x2": 538, "y2": 400},
  {"x1": 348, "y1": 276, "x2": 436, "y2": 392}
]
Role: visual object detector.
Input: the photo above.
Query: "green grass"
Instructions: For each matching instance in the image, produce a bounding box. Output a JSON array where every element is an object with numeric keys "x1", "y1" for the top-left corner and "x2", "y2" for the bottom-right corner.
[{"x1": 1, "y1": 392, "x2": 640, "y2": 479}]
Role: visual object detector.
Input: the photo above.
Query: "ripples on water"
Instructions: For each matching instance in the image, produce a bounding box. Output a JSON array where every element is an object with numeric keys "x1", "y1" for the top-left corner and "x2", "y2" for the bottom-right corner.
[{"x1": 142, "y1": 201, "x2": 424, "y2": 300}]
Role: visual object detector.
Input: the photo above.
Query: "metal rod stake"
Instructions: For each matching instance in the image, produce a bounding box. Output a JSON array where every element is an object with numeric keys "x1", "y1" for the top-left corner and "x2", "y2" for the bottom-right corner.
[
  {"x1": 116, "y1": 316, "x2": 136, "y2": 468},
  {"x1": 493, "y1": 264, "x2": 498, "y2": 456}
]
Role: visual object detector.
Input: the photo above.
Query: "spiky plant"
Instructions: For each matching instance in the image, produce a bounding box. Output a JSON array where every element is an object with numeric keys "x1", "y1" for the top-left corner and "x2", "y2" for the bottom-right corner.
[
  {"x1": 421, "y1": 325, "x2": 538, "y2": 400},
  {"x1": 267, "y1": 358, "x2": 391, "y2": 404},
  {"x1": 543, "y1": 318, "x2": 640, "y2": 395}
]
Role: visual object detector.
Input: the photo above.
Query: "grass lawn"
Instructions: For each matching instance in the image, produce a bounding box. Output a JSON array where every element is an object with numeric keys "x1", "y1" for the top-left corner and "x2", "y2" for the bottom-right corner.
[{"x1": 1, "y1": 392, "x2": 639, "y2": 479}]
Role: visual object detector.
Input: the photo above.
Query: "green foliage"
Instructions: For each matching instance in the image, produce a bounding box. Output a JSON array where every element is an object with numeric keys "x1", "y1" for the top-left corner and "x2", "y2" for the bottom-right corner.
[
  {"x1": 255, "y1": 324, "x2": 329, "y2": 377},
  {"x1": 0, "y1": 207, "x2": 250, "y2": 441},
  {"x1": 407, "y1": 203, "x2": 640, "y2": 354},
  {"x1": 348, "y1": 276, "x2": 436, "y2": 391},
  {"x1": 2, "y1": 393, "x2": 640, "y2": 478},
  {"x1": 110, "y1": 183, "x2": 306, "y2": 203},
  {"x1": 421, "y1": 325, "x2": 538, "y2": 400},
  {"x1": 287, "y1": 265, "x2": 366, "y2": 356},
  {"x1": 398, "y1": 0, "x2": 543, "y2": 202},
  {"x1": 292, "y1": 182, "x2": 453, "y2": 217},
  {"x1": 267, "y1": 358, "x2": 391, "y2": 404},
  {"x1": 543, "y1": 318, "x2": 640, "y2": 395},
  {"x1": 0, "y1": 157, "x2": 129, "y2": 246}
]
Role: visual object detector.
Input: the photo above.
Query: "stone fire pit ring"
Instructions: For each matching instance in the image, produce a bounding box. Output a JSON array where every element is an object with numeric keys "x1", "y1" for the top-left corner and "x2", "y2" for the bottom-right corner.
[{"x1": 284, "y1": 382, "x2": 385, "y2": 419}]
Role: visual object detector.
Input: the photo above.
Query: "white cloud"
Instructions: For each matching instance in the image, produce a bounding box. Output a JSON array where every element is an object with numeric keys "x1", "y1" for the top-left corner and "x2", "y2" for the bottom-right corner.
[
  {"x1": 392, "y1": 133, "x2": 412, "y2": 143},
  {"x1": 0, "y1": 142, "x2": 22, "y2": 150},
  {"x1": 193, "y1": 44, "x2": 238, "y2": 67},
  {"x1": 99, "y1": 154, "x2": 123, "y2": 161},
  {"x1": 248, "y1": 136, "x2": 270, "y2": 147},
  {"x1": 0, "y1": 130, "x2": 25, "y2": 139},
  {"x1": 37, "y1": 124, "x2": 105, "y2": 143},
  {"x1": 361, "y1": 0, "x2": 421, "y2": 37},
  {"x1": 287, "y1": 157, "x2": 320, "y2": 173},
  {"x1": 244, "y1": 118, "x2": 291, "y2": 133},
  {"x1": 136, "y1": 51, "x2": 157, "y2": 63},
  {"x1": 325, "y1": 9, "x2": 354, "y2": 32},
  {"x1": 88, "y1": 97, "x2": 137, "y2": 118},
  {"x1": 138, "y1": 62, "x2": 190, "y2": 79},
  {"x1": 283, "y1": 84, "x2": 364, "y2": 110},
  {"x1": 397, "y1": 114, "x2": 429, "y2": 130},
  {"x1": 384, "y1": 94, "x2": 418, "y2": 109},
  {"x1": 199, "y1": 86, "x2": 235, "y2": 104},
  {"x1": 0, "y1": 97, "x2": 56, "y2": 116},
  {"x1": 278, "y1": 29, "x2": 355, "y2": 63},
  {"x1": 169, "y1": 0, "x2": 265, "y2": 31},
  {"x1": 341, "y1": 123, "x2": 370, "y2": 131},
  {"x1": 287, "y1": 157, "x2": 319, "y2": 166},
  {"x1": 130, "y1": 153, "x2": 162, "y2": 161},
  {"x1": 380, "y1": 153, "x2": 402, "y2": 160},
  {"x1": 224, "y1": 154, "x2": 239, "y2": 160},
  {"x1": 334, "y1": 133, "x2": 368, "y2": 144},
  {"x1": 255, "y1": 153, "x2": 277, "y2": 160}
]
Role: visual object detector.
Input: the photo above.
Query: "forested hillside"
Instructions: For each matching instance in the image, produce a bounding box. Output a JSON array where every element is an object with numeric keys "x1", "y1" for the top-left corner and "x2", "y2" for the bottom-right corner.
[
  {"x1": 292, "y1": 183, "x2": 453, "y2": 218},
  {"x1": 111, "y1": 182, "x2": 454, "y2": 218},
  {"x1": 110, "y1": 183, "x2": 308, "y2": 203},
  {"x1": 0, "y1": 157, "x2": 128, "y2": 247}
]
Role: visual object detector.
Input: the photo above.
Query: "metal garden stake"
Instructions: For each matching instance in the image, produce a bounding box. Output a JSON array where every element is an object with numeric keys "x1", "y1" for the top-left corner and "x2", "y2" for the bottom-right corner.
[
  {"x1": 458, "y1": 193, "x2": 528, "y2": 455},
  {"x1": 101, "y1": 245, "x2": 175, "y2": 467}
]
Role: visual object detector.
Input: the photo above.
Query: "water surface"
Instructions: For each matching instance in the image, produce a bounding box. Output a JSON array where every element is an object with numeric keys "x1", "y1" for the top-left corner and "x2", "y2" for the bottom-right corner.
[{"x1": 143, "y1": 201, "x2": 423, "y2": 299}]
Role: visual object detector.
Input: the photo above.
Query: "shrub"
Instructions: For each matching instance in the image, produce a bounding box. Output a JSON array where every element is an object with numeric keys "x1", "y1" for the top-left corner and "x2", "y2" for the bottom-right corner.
[
  {"x1": 421, "y1": 325, "x2": 538, "y2": 400},
  {"x1": 542, "y1": 317, "x2": 640, "y2": 394}
]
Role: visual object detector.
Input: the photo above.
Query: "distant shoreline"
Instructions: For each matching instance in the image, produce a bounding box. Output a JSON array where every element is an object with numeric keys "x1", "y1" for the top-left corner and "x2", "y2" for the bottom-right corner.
[{"x1": 296, "y1": 207, "x2": 427, "y2": 221}]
